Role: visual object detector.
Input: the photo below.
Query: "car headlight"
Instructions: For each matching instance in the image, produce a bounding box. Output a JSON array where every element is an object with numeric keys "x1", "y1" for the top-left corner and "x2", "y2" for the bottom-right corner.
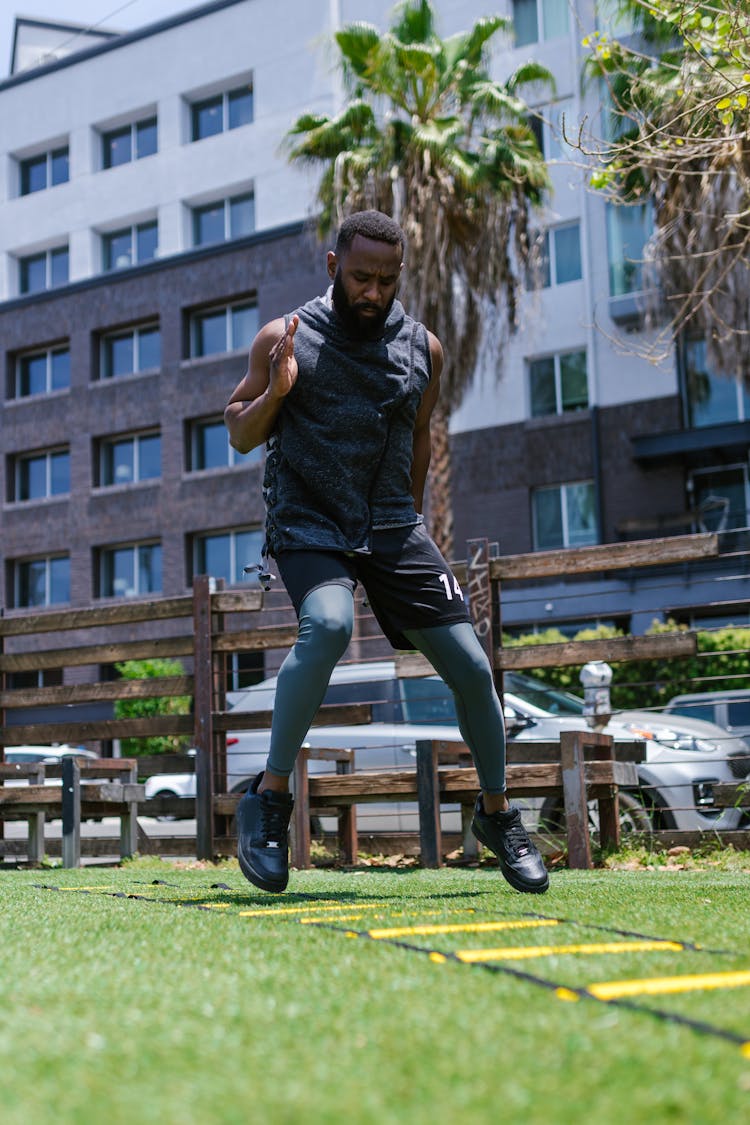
[{"x1": 624, "y1": 723, "x2": 719, "y2": 753}]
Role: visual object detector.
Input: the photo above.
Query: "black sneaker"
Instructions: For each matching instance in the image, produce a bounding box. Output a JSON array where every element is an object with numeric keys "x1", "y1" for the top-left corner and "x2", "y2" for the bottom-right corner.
[
  {"x1": 472, "y1": 798, "x2": 549, "y2": 894},
  {"x1": 237, "y1": 773, "x2": 294, "y2": 893}
]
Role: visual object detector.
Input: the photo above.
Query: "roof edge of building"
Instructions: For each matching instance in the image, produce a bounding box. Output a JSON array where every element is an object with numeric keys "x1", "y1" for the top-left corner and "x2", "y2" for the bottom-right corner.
[
  {"x1": 2, "y1": 0, "x2": 250, "y2": 92},
  {"x1": 0, "y1": 218, "x2": 313, "y2": 315}
]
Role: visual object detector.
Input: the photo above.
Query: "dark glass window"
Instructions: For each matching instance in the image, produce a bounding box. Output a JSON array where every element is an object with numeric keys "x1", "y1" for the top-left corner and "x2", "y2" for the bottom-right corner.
[
  {"x1": 101, "y1": 433, "x2": 161, "y2": 486},
  {"x1": 101, "y1": 543, "x2": 162, "y2": 598},
  {"x1": 103, "y1": 126, "x2": 132, "y2": 168},
  {"x1": 15, "y1": 556, "x2": 70, "y2": 608},
  {"x1": 102, "y1": 117, "x2": 157, "y2": 168},
  {"x1": 20, "y1": 253, "x2": 47, "y2": 294},
  {"x1": 192, "y1": 95, "x2": 223, "y2": 140},
  {"x1": 193, "y1": 202, "x2": 225, "y2": 246},
  {"x1": 101, "y1": 324, "x2": 160, "y2": 379},
  {"x1": 191, "y1": 84, "x2": 254, "y2": 141},
  {"x1": 20, "y1": 147, "x2": 69, "y2": 194}
]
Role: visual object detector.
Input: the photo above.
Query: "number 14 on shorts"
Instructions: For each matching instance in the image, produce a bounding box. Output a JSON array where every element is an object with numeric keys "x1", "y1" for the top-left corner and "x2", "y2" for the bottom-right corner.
[{"x1": 439, "y1": 572, "x2": 463, "y2": 600}]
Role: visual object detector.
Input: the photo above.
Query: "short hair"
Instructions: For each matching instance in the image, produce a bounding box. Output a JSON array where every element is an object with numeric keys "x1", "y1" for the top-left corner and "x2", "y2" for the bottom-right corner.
[{"x1": 335, "y1": 210, "x2": 405, "y2": 258}]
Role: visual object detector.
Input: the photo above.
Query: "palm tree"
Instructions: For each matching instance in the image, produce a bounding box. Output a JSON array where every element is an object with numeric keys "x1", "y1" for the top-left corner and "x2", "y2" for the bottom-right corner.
[{"x1": 286, "y1": 0, "x2": 551, "y2": 558}]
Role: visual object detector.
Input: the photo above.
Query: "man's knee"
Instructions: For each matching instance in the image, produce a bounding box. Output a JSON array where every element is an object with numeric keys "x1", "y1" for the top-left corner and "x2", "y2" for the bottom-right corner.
[{"x1": 298, "y1": 587, "x2": 354, "y2": 656}]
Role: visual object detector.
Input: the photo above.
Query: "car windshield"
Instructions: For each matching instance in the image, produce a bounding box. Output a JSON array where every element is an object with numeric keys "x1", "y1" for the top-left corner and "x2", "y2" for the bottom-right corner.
[{"x1": 504, "y1": 673, "x2": 585, "y2": 715}]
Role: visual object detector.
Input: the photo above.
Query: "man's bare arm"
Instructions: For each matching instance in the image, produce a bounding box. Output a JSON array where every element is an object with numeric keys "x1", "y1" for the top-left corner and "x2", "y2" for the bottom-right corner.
[
  {"x1": 224, "y1": 315, "x2": 299, "y2": 453},
  {"x1": 410, "y1": 332, "x2": 443, "y2": 513}
]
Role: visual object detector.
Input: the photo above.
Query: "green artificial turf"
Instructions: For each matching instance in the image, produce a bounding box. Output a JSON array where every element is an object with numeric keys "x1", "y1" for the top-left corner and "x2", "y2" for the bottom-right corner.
[{"x1": 1, "y1": 859, "x2": 749, "y2": 1124}]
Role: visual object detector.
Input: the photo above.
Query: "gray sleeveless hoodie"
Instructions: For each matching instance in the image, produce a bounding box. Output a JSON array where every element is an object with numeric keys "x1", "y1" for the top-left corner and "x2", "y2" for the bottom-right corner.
[{"x1": 262, "y1": 289, "x2": 432, "y2": 556}]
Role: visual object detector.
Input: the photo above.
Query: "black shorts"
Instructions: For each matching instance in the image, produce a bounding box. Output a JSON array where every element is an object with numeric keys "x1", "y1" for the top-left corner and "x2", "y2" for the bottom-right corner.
[{"x1": 276, "y1": 523, "x2": 471, "y2": 650}]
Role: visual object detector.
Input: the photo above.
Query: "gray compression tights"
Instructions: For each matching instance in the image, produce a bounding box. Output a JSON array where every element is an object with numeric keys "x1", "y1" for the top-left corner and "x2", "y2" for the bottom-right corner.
[{"x1": 266, "y1": 583, "x2": 506, "y2": 793}]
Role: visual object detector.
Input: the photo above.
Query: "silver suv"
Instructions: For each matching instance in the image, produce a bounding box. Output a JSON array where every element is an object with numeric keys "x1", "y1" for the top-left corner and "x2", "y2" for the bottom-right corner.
[{"x1": 146, "y1": 663, "x2": 747, "y2": 832}]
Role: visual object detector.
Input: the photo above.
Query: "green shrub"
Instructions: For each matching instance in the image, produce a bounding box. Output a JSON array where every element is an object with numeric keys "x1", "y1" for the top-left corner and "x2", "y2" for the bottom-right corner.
[
  {"x1": 503, "y1": 622, "x2": 750, "y2": 710},
  {"x1": 113, "y1": 658, "x2": 191, "y2": 755}
]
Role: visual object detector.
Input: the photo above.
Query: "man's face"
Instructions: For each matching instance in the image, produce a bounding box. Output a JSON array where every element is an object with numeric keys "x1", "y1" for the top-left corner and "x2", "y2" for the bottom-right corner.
[{"x1": 327, "y1": 234, "x2": 403, "y2": 339}]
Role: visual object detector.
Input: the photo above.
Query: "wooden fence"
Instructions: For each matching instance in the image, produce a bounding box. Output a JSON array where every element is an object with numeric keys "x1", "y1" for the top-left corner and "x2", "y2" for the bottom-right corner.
[{"x1": 1, "y1": 531, "x2": 748, "y2": 863}]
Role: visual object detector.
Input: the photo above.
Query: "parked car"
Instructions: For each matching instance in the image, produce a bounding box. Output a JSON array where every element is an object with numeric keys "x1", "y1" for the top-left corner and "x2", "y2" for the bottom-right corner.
[
  {"x1": 504, "y1": 671, "x2": 749, "y2": 829},
  {"x1": 2, "y1": 746, "x2": 97, "y2": 765},
  {"x1": 662, "y1": 690, "x2": 750, "y2": 769},
  {"x1": 146, "y1": 663, "x2": 747, "y2": 833}
]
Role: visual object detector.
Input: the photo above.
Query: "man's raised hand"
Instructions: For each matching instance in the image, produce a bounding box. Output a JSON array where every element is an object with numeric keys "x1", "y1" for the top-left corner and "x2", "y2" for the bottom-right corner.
[{"x1": 268, "y1": 315, "x2": 299, "y2": 399}]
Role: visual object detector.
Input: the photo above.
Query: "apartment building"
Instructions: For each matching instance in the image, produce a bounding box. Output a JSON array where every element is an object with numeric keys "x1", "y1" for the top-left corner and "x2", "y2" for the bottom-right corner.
[{"x1": 1, "y1": 0, "x2": 748, "y2": 653}]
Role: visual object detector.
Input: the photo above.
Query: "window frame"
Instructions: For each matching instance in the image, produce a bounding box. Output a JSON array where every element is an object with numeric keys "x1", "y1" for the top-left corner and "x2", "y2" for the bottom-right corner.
[
  {"x1": 187, "y1": 416, "x2": 260, "y2": 472},
  {"x1": 189, "y1": 299, "x2": 258, "y2": 359},
  {"x1": 19, "y1": 145, "x2": 69, "y2": 195},
  {"x1": 12, "y1": 447, "x2": 70, "y2": 503},
  {"x1": 98, "y1": 541, "x2": 163, "y2": 600},
  {"x1": 97, "y1": 430, "x2": 162, "y2": 488},
  {"x1": 19, "y1": 245, "x2": 69, "y2": 294},
  {"x1": 190, "y1": 81, "x2": 254, "y2": 142},
  {"x1": 528, "y1": 349, "x2": 588, "y2": 418},
  {"x1": 531, "y1": 480, "x2": 598, "y2": 550},
  {"x1": 191, "y1": 190, "x2": 255, "y2": 247},
  {"x1": 12, "y1": 345, "x2": 70, "y2": 400},
  {"x1": 513, "y1": 0, "x2": 569, "y2": 47},
  {"x1": 12, "y1": 554, "x2": 70, "y2": 608},
  {"x1": 98, "y1": 322, "x2": 161, "y2": 380},
  {"x1": 192, "y1": 527, "x2": 263, "y2": 586},
  {"x1": 101, "y1": 220, "x2": 158, "y2": 272},
  {"x1": 101, "y1": 115, "x2": 158, "y2": 170}
]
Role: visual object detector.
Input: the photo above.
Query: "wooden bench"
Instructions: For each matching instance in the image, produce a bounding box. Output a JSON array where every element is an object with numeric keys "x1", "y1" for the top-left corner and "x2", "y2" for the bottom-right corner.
[
  {"x1": 287, "y1": 731, "x2": 643, "y2": 870},
  {"x1": 0, "y1": 757, "x2": 146, "y2": 867}
]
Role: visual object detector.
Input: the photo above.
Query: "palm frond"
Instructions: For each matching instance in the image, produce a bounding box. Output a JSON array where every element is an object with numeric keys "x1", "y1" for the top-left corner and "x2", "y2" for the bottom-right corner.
[
  {"x1": 392, "y1": 0, "x2": 435, "y2": 45},
  {"x1": 335, "y1": 22, "x2": 382, "y2": 76},
  {"x1": 505, "y1": 61, "x2": 556, "y2": 96}
]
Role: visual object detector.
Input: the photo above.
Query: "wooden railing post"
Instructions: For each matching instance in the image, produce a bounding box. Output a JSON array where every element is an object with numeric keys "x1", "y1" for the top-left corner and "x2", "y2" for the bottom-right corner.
[
  {"x1": 192, "y1": 576, "x2": 215, "y2": 861},
  {"x1": 61, "y1": 756, "x2": 81, "y2": 868},
  {"x1": 290, "y1": 749, "x2": 311, "y2": 869},
  {"x1": 416, "y1": 740, "x2": 442, "y2": 867},
  {"x1": 560, "y1": 731, "x2": 593, "y2": 869}
]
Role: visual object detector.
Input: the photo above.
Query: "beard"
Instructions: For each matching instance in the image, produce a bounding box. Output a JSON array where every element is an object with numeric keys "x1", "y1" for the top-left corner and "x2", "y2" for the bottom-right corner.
[{"x1": 332, "y1": 270, "x2": 395, "y2": 341}]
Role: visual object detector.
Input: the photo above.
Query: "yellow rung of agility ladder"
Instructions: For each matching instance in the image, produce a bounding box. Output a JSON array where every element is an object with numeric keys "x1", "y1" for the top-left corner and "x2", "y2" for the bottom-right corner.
[
  {"x1": 456, "y1": 940, "x2": 684, "y2": 964},
  {"x1": 588, "y1": 970, "x2": 750, "y2": 1001},
  {"x1": 366, "y1": 919, "x2": 560, "y2": 940}
]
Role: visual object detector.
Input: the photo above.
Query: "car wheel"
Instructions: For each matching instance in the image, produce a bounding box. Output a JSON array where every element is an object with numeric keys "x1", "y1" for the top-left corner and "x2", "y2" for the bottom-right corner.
[
  {"x1": 538, "y1": 790, "x2": 653, "y2": 839},
  {"x1": 152, "y1": 789, "x2": 179, "y2": 822}
]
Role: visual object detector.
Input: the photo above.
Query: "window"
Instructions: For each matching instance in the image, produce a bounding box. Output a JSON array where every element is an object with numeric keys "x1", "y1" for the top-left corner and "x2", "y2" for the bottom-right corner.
[
  {"x1": 513, "y1": 0, "x2": 568, "y2": 46},
  {"x1": 192, "y1": 192, "x2": 255, "y2": 246},
  {"x1": 99, "y1": 542, "x2": 162, "y2": 598},
  {"x1": 194, "y1": 528, "x2": 263, "y2": 585},
  {"x1": 188, "y1": 417, "x2": 260, "y2": 471},
  {"x1": 12, "y1": 346, "x2": 70, "y2": 399},
  {"x1": 6, "y1": 669, "x2": 63, "y2": 690},
  {"x1": 536, "y1": 224, "x2": 582, "y2": 287},
  {"x1": 190, "y1": 301, "x2": 258, "y2": 358},
  {"x1": 529, "y1": 350, "x2": 588, "y2": 417},
  {"x1": 190, "y1": 82, "x2": 253, "y2": 141},
  {"x1": 98, "y1": 432, "x2": 161, "y2": 487},
  {"x1": 12, "y1": 448, "x2": 70, "y2": 502},
  {"x1": 532, "y1": 482, "x2": 598, "y2": 549},
  {"x1": 606, "y1": 203, "x2": 651, "y2": 296},
  {"x1": 689, "y1": 465, "x2": 750, "y2": 532},
  {"x1": 19, "y1": 246, "x2": 68, "y2": 294},
  {"x1": 100, "y1": 324, "x2": 160, "y2": 379},
  {"x1": 12, "y1": 555, "x2": 70, "y2": 608},
  {"x1": 102, "y1": 221, "x2": 158, "y2": 271},
  {"x1": 684, "y1": 338, "x2": 750, "y2": 428},
  {"x1": 19, "y1": 146, "x2": 69, "y2": 195},
  {"x1": 101, "y1": 116, "x2": 157, "y2": 169}
]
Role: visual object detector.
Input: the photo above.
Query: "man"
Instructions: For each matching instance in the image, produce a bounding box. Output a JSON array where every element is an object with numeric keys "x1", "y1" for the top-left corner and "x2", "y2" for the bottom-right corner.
[{"x1": 225, "y1": 210, "x2": 548, "y2": 895}]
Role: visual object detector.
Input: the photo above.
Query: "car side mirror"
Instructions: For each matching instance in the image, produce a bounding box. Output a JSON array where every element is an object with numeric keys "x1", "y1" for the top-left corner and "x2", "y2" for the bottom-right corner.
[{"x1": 504, "y1": 707, "x2": 535, "y2": 735}]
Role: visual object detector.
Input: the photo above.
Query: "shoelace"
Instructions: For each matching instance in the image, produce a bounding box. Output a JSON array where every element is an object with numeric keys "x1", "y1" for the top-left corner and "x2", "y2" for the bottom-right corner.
[
  {"x1": 259, "y1": 798, "x2": 290, "y2": 847},
  {"x1": 499, "y1": 818, "x2": 531, "y2": 858}
]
